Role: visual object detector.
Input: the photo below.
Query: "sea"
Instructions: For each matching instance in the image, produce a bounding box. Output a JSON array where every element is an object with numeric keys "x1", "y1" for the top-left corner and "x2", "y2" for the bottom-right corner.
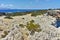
[
  {"x1": 0, "y1": 9, "x2": 38, "y2": 12},
  {"x1": 55, "y1": 19, "x2": 60, "y2": 28}
]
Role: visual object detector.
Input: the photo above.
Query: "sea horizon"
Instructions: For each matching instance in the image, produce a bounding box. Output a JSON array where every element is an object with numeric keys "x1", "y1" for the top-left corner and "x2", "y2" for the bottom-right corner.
[{"x1": 0, "y1": 9, "x2": 41, "y2": 12}]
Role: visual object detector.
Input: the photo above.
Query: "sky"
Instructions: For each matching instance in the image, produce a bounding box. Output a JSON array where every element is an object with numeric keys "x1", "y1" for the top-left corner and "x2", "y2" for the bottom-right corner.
[{"x1": 0, "y1": 0, "x2": 60, "y2": 9}]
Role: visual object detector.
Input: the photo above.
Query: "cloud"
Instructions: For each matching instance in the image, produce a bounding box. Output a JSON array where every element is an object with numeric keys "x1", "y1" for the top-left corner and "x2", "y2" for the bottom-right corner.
[{"x1": 0, "y1": 4, "x2": 13, "y2": 8}]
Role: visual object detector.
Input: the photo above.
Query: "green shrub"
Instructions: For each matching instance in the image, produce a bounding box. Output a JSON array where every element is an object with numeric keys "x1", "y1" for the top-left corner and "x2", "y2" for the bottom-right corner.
[
  {"x1": 26, "y1": 20, "x2": 41, "y2": 32},
  {"x1": 26, "y1": 20, "x2": 42, "y2": 35}
]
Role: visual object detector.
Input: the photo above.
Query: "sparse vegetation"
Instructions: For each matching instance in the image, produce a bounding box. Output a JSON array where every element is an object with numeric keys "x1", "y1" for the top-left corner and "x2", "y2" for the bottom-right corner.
[
  {"x1": 4, "y1": 10, "x2": 47, "y2": 16},
  {"x1": 26, "y1": 20, "x2": 42, "y2": 33},
  {"x1": 31, "y1": 10, "x2": 47, "y2": 16}
]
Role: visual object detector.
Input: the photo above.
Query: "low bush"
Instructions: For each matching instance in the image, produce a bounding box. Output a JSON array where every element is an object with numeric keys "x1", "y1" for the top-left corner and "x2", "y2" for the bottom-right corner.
[{"x1": 26, "y1": 20, "x2": 42, "y2": 32}]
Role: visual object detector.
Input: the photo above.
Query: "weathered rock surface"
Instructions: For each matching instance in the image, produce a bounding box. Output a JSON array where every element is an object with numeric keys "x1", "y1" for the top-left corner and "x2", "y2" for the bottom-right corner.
[{"x1": 0, "y1": 14, "x2": 60, "y2": 40}]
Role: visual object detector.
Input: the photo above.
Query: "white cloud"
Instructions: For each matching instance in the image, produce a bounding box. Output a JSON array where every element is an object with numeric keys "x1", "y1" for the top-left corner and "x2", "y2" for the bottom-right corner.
[{"x1": 0, "y1": 4, "x2": 13, "y2": 8}]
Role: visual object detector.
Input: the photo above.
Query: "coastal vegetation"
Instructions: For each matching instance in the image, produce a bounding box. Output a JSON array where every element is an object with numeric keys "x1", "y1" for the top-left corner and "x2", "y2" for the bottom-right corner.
[
  {"x1": 26, "y1": 20, "x2": 42, "y2": 35},
  {"x1": 5, "y1": 10, "x2": 47, "y2": 16},
  {"x1": 19, "y1": 20, "x2": 42, "y2": 35},
  {"x1": 31, "y1": 10, "x2": 47, "y2": 16}
]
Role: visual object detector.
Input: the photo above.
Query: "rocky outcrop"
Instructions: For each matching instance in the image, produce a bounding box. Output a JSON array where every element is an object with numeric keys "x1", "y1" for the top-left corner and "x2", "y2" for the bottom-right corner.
[{"x1": 0, "y1": 14, "x2": 60, "y2": 40}]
